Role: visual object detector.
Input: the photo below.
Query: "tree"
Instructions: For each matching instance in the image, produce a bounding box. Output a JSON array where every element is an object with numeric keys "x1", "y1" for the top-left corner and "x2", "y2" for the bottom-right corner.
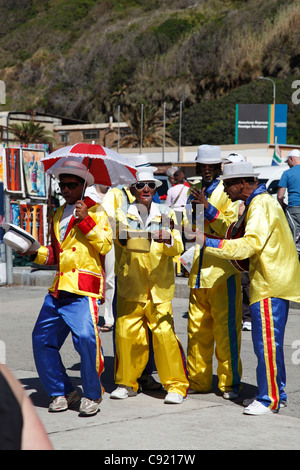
[
  {"x1": 10, "y1": 121, "x2": 56, "y2": 146},
  {"x1": 116, "y1": 105, "x2": 177, "y2": 148}
]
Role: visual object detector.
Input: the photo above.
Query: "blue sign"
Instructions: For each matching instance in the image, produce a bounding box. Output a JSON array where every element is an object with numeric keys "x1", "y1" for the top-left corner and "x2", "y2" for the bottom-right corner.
[{"x1": 274, "y1": 104, "x2": 287, "y2": 144}]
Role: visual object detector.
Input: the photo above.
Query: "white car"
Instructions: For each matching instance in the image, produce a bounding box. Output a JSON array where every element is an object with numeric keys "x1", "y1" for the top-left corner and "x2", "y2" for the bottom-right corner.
[{"x1": 255, "y1": 164, "x2": 289, "y2": 202}]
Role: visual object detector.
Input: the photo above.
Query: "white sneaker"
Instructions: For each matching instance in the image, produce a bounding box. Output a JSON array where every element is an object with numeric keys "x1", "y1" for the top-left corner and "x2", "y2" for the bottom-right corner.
[
  {"x1": 223, "y1": 391, "x2": 239, "y2": 400},
  {"x1": 244, "y1": 397, "x2": 286, "y2": 408},
  {"x1": 243, "y1": 399, "x2": 277, "y2": 415},
  {"x1": 242, "y1": 321, "x2": 252, "y2": 331},
  {"x1": 79, "y1": 397, "x2": 102, "y2": 416},
  {"x1": 164, "y1": 392, "x2": 186, "y2": 404},
  {"x1": 48, "y1": 390, "x2": 80, "y2": 412},
  {"x1": 110, "y1": 385, "x2": 137, "y2": 399}
]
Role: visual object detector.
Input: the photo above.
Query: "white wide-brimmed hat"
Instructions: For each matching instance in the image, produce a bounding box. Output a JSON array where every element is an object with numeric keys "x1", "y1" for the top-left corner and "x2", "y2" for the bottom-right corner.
[
  {"x1": 196, "y1": 145, "x2": 222, "y2": 164},
  {"x1": 222, "y1": 152, "x2": 246, "y2": 164},
  {"x1": 285, "y1": 149, "x2": 300, "y2": 162},
  {"x1": 134, "y1": 166, "x2": 162, "y2": 187},
  {"x1": 166, "y1": 166, "x2": 179, "y2": 177},
  {"x1": 52, "y1": 160, "x2": 95, "y2": 187},
  {"x1": 129, "y1": 154, "x2": 158, "y2": 173},
  {"x1": 2, "y1": 223, "x2": 41, "y2": 253},
  {"x1": 218, "y1": 162, "x2": 260, "y2": 180}
]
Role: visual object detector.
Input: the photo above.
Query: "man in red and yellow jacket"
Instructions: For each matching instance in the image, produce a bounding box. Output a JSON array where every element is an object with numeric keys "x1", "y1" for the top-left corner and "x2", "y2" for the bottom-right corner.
[{"x1": 24, "y1": 160, "x2": 113, "y2": 417}]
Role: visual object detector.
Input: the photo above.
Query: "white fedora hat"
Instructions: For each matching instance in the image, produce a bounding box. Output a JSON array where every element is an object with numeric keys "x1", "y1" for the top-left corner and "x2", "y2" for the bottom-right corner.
[
  {"x1": 218, "y1": 162, "x2": 260, "y2": 180},
  {"x1": 130, "y1": 154, "x2": 158, "y2": 172},
  {"x1": 52, "y1": 160, "x2": 94, "y2": 187},
  {"x1": 2, "y1": 223, "x2": 41, "y2": 253},
  {"x1": 196, "y1": 145, "x2": 222, "y2": 164},
  {"x1": 134, "y1": 166, "x2": 162, "y2": 187}
]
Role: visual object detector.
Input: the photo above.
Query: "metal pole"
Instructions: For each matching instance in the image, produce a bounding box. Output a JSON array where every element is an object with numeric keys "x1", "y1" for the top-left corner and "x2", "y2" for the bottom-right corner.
[
  {"x1": 259, "y1": 76, "x2": 276, "y2": 142},
  {"x1": 117, "y1": 105, "x2": 120, "y2": 152},
  {"x1": 178, "y1": 100, "x2": 182, "y2": 162},
  {"x1": 4, "y1": 192, "x2": 13, "y2": 285},
  {"x1": 259, "y1": 76, "x2": 276, "y2": 105},
  {"x1": 140, "y1": 103, "x2": 143, "y2": 154},
  {"x1": 4, "y1": 112, "x2": 14, "y2": 284},
  {"x1": 163, "y1": 102, "x2": 166, "y2": 163}
]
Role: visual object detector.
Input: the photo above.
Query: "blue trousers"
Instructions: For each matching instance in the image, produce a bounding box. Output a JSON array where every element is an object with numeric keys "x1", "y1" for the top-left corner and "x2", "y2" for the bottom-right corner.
[
  {"x1": 250, "y1": 297, "x2": 289, "y2": 411},
  {"x1": 32, "y1": 292, "x2": 104, "y2": 399}
]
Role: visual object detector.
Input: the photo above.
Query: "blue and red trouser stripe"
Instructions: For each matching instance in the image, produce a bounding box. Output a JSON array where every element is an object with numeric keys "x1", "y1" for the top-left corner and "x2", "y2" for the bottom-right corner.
[
  {"x1": 250, "y1": 297, "x2": 289, "y2": 411},
  {"x1": 187, "y1": 274, "x2": 242, "y2": 393},
  {"x1": 32, "y1": 292, "x2": 104, "y2": 400}
]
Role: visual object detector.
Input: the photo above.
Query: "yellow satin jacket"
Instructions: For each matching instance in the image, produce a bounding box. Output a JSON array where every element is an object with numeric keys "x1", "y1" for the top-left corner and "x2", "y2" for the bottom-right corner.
[
  {"x1": 34, "y1": 197, "x2": 113, "y2": 300},
  {"x1": 102, "y1": 187, "x2": 135, "y2": 271},
  {"x1": 115, "y1": 202, "x2": 184, "y2": 303},
  {"x1": 205, "y1": 190, "x2": 300, "y2": 304},
  {"x1": 187, "y1": 181, "x2": 240, "y2": 289}
]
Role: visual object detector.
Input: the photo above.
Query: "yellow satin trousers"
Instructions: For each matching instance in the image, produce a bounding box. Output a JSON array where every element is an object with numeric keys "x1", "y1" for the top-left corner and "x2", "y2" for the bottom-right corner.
[
  {"x1": 115, "y1": 297, "x2": 189, "y2": 396},
  {"x1": 187, "y1": 274, "x2": 242, "y2": 393}
]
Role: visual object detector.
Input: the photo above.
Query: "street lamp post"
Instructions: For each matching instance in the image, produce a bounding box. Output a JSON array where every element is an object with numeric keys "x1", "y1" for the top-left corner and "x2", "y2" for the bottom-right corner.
[
  {"x1": 259, "y1": 76, "x2": 276, "y2": 106},
  {"x1": 259, "y1": 76, "x2": 276, "y2": 143}
]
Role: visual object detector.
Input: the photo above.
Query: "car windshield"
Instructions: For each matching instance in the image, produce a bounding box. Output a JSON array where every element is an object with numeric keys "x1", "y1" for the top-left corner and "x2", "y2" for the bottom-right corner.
[{"x1": 258, "y1": 178, "x2": 280, "y2": 195}]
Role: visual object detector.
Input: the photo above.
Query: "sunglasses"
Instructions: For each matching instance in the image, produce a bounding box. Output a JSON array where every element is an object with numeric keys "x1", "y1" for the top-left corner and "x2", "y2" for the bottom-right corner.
[
  {"x1": 59, "y1": 182, "x2": 83, "y2": 190},
  {"x1": 223, "y1": 178, "x2": 242, "y2": 189},
  {"x1": 133, "y1": 182, "x2": 156, "y2": 191}
]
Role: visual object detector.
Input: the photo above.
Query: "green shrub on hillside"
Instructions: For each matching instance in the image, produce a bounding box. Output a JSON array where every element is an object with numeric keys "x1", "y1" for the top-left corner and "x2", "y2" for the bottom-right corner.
[{"x1": 169, "y1": 77, "x2": 300, "y2": 145}]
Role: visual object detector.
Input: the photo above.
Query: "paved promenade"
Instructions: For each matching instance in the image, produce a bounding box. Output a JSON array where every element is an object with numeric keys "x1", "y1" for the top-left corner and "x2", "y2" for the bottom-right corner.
[{"x1": 1, "y1": 278, "x2": 300, "y2": 451}]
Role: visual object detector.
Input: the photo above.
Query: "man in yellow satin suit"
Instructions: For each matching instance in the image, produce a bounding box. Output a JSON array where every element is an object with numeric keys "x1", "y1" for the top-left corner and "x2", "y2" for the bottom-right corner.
[
  {"x1": 196, "y1": 161, "x2": 300, "y2": 415},
  {"x1": 101, "y1": 156, "x2": 161, "y2": 391},
  {"x1": 185, "y1": 145, "x2": 242, "y2": 400},
  {"x1": 110, "y1": 166, "x2": 189, "y2": 404}
]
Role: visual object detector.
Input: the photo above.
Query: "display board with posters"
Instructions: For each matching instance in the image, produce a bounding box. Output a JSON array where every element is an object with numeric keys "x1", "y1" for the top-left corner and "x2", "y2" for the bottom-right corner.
[
  {"x1": 9, "y1": 201, "x2": 46, "y2": 246},
  {"x1": 1, "y1": 143, "x2": 50, "y2": 252},
  {"x1": 22, "y1": 148, "x2": 47, "y2": 199},
  {"x1": 3, "y1": 147, "x2": 25, "y2": 195},
  {"x1": 19, "y1": 202, "x2": 46, "y2": 245}
]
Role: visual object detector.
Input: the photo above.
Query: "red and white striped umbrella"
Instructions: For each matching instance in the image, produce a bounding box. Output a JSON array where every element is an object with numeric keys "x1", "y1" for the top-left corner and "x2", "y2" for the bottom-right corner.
[{"x1": 41, "y1": 142, "x2": 137, "y2": 187}]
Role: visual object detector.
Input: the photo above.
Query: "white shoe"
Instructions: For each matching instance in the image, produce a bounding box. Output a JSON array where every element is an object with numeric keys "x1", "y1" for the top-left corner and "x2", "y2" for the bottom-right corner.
[
  {"x1": 244, "y1": 397, "x2": 286, "y2": 408},
  {"x1": 110, "y1": 385, "x2": 137, "y2": 399},
  {"x1": 242, "y1": 321, "x2": 252, "y2": 331},
  {"x1": 243, "y1": 399, "x2": 277, "y2": 415},
  {"x1": 79, "y1": 397, "x2": 102, "y2": 416},
  {"x1": 48, "y1": 390, "x2": 80, "y2": 412},
  {"x1": 164, "y1": 392, "x2": 186, "y2": 404},
  {"x1": 223, "y1": 391, "x2": 238, "y2": 400}
]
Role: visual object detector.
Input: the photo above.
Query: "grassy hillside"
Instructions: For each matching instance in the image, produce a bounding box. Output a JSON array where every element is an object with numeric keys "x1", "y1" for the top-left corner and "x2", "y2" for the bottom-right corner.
[{"x1": 0, "y1": 0, "x2": 299, "y2": 143}]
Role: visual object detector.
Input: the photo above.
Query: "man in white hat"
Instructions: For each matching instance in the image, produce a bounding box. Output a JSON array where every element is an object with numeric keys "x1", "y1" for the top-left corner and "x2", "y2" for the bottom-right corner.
[
  {"x1": 20, "y1": 160, "x2": 113, "y2": 417},
  {"x1": 166, "y1": 166, "x2": 180, "y2": 186},
  {"x1": 110, "y1": 166, "x2": 189, "y2": 404},
  {"x1": 277, "y1": 149, "x2": 300, "y2": 254},
  {"x1": 223, "y1": 152, "x2": 251, "y2": 331},
  {"x1": 184, "y1": 144, "x2": 243, "y2": 400},
  {"x1": 197, "y1": 161, "x2": 300, "y2": 415},
  {"x1": 100, "y1": 155, "x2": 161, "y2": 391}
]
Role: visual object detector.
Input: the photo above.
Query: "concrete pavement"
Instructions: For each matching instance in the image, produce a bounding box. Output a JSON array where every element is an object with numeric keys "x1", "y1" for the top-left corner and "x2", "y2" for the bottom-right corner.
[{"x1": 1, "y1": 279, "x2": 300, "y2": 451}]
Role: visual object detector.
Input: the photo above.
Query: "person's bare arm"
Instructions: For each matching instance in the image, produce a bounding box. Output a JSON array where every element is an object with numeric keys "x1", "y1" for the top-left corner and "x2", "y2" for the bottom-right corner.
[
  {"x1": 277, "y1": 187, "x2": 287, "y2": 210},
  {"x1": 0, "y1": 364, "x2": 53, "y2": 450}
]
